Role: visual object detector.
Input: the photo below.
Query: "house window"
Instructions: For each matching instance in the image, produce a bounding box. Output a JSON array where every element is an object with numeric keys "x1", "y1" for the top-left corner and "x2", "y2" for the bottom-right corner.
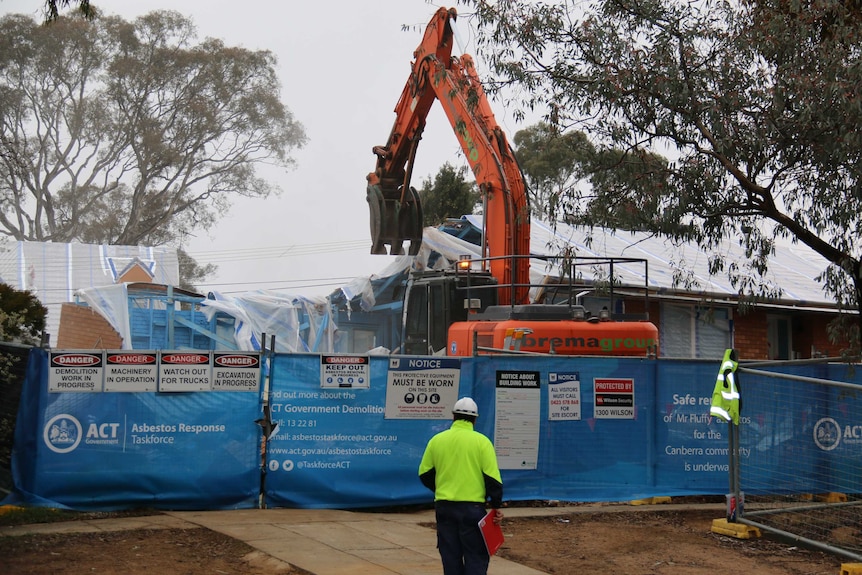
[
  {"x1": 766, "y1": 315, "x2": 792, "y2": 360},
  {"x1": 660, "y1": 304, "x2": 731, "y2": 358}
]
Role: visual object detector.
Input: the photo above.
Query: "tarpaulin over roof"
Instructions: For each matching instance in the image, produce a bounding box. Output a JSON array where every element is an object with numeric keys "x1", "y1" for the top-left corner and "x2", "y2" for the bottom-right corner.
[
  {"x1": 0, "y1": 242, "x2": 179, "y2": 342},
  {"x1": 459, "y1": 215, "x2": 834, "y2": 307},
  {"x1": 65, "y1": 216, "x2": 838, "y2": 353}
]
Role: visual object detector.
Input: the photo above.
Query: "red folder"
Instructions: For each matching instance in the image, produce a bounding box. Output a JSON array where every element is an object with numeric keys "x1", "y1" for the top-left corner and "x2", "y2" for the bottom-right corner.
[{"x1": 478, "y1": 509, "x2": 505, "y2": 555}]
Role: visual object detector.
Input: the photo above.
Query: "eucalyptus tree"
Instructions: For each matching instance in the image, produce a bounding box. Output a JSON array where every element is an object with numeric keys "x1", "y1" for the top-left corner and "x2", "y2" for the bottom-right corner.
[
  {"x1": 419, "y1": 163, "x2": 480, "y2": 226},
  {"x1": 467, "y1": 0, "x2": 862, "y2": 353},
  {"x1": 0, "y1": 11, "x2": 305, "y2": 251},
  {"x1": 43, "y1": 0, "x2": 93, "y2": 21},
  {"x1": 513, "y1": 122, "x2": 594, "y2": 219}
]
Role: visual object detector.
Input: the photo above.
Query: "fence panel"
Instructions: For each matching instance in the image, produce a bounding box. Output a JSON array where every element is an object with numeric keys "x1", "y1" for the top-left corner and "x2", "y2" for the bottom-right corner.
[
  {"x1": 7, "y1": 348, "x2": 261, "y2": 510},
  {"x1": 5, "y1": 350, "x2": 785, "y2": 511},
  {"x1": 263, "y1": 355, "x2": 736, "y2": 507},
  {"x1": 655, "y1": 359, "x2": 734, "y2": 492},
  {"x1": 733, "y1": 362, "x2": 862, "y2": 562}
]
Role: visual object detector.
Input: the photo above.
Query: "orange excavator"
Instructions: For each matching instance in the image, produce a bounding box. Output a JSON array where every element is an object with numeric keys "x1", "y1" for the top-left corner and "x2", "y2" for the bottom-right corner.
[{"x1": 367, "y1": 7, "x2": 658, "y2": 357}]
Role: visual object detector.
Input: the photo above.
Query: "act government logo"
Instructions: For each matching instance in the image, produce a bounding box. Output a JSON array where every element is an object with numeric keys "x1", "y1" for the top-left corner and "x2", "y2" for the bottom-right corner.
[
  {"x1": 44, "y1": 414, "x2": 82, "y2": 454},
  {"x1": 813, "y1": 417, "x2": 841, "y2": 451}
]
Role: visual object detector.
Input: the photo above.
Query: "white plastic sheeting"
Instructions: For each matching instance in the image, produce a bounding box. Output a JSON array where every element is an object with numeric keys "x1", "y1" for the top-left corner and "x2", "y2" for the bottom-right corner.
[
  {"x1": 75, "y1": 283, "x2": 134, "y2": 350},
  {"x1": 200, "y1": 291, "x2": 336, "y2": 353},
  {"x1": 461, "y1": 215, "x2": 834, "y2": 306},
  {"x1": 194, "y1": 228, "x2": 492, "y2": 351},
  {"x1": 199, "y1": 229, "x2": 486, "y2": 352},
  {"x1": 69, "y1": 217, "x2": 836, "y2": 352}
]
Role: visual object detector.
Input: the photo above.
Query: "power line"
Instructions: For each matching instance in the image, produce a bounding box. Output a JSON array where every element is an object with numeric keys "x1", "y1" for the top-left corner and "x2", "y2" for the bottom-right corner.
[
  {"x1": 186, "y1": 240, "x2": 371, "y2": 264},
  {"x1": 2, "y1": 238, "x2": 376, "y2": 273},
  {"x1": 5, "y1": 238, "x2": 395, "y2": 298}
]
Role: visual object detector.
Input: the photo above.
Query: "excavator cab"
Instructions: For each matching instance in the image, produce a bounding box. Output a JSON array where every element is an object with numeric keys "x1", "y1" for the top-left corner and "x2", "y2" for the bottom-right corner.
[
  {"x1": 366, "y1": 180, "x2": 423, "y2": 256},
  {"x1": 401, "y1": 269, "x2": 498, "y2": 355}
]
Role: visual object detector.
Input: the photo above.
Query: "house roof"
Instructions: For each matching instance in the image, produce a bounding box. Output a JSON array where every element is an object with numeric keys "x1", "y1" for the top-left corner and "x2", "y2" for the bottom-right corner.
[
  {"x1": 330, "y1": 215, "x2": 835, "y2": 316},
  {"x1": 0, "y1": 242, "x2": 180, "y2": 343},
  {"x1": 470, "y1": 215, "x2": 834, "y2": 308},
  {"x1": 347, "y1": 216, "x2": 836, "y2": 311}
]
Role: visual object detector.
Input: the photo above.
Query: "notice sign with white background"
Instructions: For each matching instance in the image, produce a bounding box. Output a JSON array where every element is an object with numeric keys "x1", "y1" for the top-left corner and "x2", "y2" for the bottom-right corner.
[
  {"x1": 548, "y1": 371, "x2": 581, "y2": 421},
  {"x1": 104, "y1": 351, "x2": 158, "y2": 392},
  {"x1": 384, "y1": 357, "x2": 461, "y2": 419},
  {"x1": 320, "y1": 355, "x2": 369, "y2": 388},
  {"x1": 212, "y1": 352, "x2": 261, "y2": 391},
  {"x1": 494, "y1": 370, "x2": 541, "y2": 469},
  {"x1": 159, "y1": 352, "x2": 212, "y2": 392},
  {"x1": 49, "y1": 350, "x2": 103, "y2": 393},
  {"x1": 593, "y1": 377, "x2": 635, "y2": 419}
]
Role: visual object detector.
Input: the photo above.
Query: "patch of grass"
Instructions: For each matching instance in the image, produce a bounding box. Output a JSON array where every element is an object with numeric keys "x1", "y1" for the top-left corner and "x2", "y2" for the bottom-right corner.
[
  {"x1": 0, "y1": 506, "x2": 71, "y2": 526},
  {"x1": 0, "y1": 505, "x2": 158, "y2": 527}
]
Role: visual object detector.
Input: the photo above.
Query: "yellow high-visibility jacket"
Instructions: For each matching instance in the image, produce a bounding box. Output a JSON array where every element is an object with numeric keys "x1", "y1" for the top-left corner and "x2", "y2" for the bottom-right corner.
[
  {"x1": 710, "y1": 348, "x2": 740, "y2": 424},
  {"x1": 418, "y1": 419, "x2": 503, "y2": 508}
]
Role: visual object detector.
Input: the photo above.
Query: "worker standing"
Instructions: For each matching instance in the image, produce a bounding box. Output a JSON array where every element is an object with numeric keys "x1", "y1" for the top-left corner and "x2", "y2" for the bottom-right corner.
[{"x1": 418, "y1": 397, "x2": 504, "y2": 575}]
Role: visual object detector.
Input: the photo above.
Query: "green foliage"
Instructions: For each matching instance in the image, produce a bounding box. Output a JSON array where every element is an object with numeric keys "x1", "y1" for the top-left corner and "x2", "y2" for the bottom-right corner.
[
  {"x1": 43, "y1": 0, "x2": 94, "y2": 22},
  {"x1": 0, "y1": 284, "x2": 46, "y2": 345},
  {"x1": 419, "y1": 163, "x2": 480, "y2": 226},
  {"x1": 0, "y1": 506, "x2": 65, "y2": 526},
  {"x1": 0, "y1": 287, "x2": 45, "y2": 472},
  {"x1": 0, "y1": 413, "x2": 15, "y2": 475},
  {"x1": 177, "y1": 247, "x2": 217, "y2": 293},
  {"x1": 513, "y1": 123, "x2": 595, "y2": 218},
  {"x1": 466, "y1": 0, "x2": 862, "y2": 353},
  {"x1": 0, "y1": 506, "x2": 155, "y2": 526}
]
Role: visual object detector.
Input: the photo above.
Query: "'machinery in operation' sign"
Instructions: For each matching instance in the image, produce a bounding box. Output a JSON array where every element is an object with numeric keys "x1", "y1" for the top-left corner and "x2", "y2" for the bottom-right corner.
[
  {"x1": 49, "y1": 351, "x2": 104, "y2": 393},
  {"x1": 105, "y1": 351, "x2": 157, "y2": 392}
]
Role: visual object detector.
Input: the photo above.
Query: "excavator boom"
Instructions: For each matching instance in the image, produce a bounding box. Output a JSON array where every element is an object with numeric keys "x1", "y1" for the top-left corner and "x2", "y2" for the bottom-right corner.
[
  {"x1": 370, "y1": 8, "x2": 659, "y2": 357},
  {"x1": 366, "y1": 7, "x2": 530, "y2": 304}
]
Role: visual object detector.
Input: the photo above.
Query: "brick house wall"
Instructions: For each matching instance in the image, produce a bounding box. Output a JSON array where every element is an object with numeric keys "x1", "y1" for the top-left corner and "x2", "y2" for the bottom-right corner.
[
  {"x1": 662, "y1": 305, "x2": 846, "y2": 361},
  {"x1": 55, "y1": 303, "x2": 123, "y2": 350},
  {"x1": 624, "y1": 298, "x2": 847, "y2": 361},
  {"x1": 732, "y1": 310, "x2": 769, "y2": 360},
  {"x1": 793, "y1": 312, "x2": 845, "y2": 359}
]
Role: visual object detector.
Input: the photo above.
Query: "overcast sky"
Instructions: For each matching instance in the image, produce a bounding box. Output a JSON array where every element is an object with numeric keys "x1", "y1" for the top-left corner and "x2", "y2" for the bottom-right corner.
[{"x1": 0, "y1": 0, "x2": 534, "y2": 297}]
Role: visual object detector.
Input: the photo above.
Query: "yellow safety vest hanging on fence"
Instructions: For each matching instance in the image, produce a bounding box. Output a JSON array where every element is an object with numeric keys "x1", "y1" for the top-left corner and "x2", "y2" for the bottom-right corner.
[{"x1": 710, "y1": 348, "x2": 740, "y2": 424}]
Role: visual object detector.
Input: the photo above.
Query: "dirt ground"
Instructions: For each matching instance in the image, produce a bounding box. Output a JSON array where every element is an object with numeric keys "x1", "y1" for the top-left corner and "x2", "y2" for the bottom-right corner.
[{"x1": 0, "y1": 507, "x2": 846, "y2": 575}]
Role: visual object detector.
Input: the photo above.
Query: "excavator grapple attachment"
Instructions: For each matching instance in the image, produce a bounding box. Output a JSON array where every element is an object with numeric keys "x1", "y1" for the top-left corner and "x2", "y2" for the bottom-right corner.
[{"x1": 367, "y1": 184, "x2": 423, "y2": 256}]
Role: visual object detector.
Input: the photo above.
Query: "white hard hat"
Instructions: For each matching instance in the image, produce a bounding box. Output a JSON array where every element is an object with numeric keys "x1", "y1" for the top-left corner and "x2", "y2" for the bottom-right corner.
[{"x1": 452, "y1": 397, "x2": 478, "y2": 416}]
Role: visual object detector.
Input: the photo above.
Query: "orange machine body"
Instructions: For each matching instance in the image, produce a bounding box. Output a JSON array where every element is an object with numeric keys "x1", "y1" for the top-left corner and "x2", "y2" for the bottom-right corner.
[{"x1": 448, "y1": 320, "x2": 659, "y2": 357}]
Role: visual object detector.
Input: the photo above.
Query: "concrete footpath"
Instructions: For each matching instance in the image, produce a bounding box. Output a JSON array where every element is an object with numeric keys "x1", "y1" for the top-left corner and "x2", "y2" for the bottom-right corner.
[
  {"x1": 2, "y1": 503, "x2": 724, "y2": 574},
  {"x1": 169, "y1": 507, "x2": 563, "y2": 574}
]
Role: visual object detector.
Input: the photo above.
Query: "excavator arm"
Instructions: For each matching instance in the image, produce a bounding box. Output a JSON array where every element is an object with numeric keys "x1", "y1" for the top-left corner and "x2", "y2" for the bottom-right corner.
[{"x1": 366, "y1": 7, "x2": 530, "y2": 304}]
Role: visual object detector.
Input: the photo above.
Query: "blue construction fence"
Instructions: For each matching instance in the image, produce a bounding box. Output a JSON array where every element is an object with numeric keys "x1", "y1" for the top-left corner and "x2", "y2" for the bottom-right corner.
[{"x1": 6, "y1": 349, "x2": 862, "y2": 511}]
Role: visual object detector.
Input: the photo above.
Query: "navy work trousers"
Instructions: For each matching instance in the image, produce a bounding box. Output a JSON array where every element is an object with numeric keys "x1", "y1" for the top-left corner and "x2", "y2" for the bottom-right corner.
[{"x1": 435, "y1": 501, "x2": 490, "y2": 575}]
